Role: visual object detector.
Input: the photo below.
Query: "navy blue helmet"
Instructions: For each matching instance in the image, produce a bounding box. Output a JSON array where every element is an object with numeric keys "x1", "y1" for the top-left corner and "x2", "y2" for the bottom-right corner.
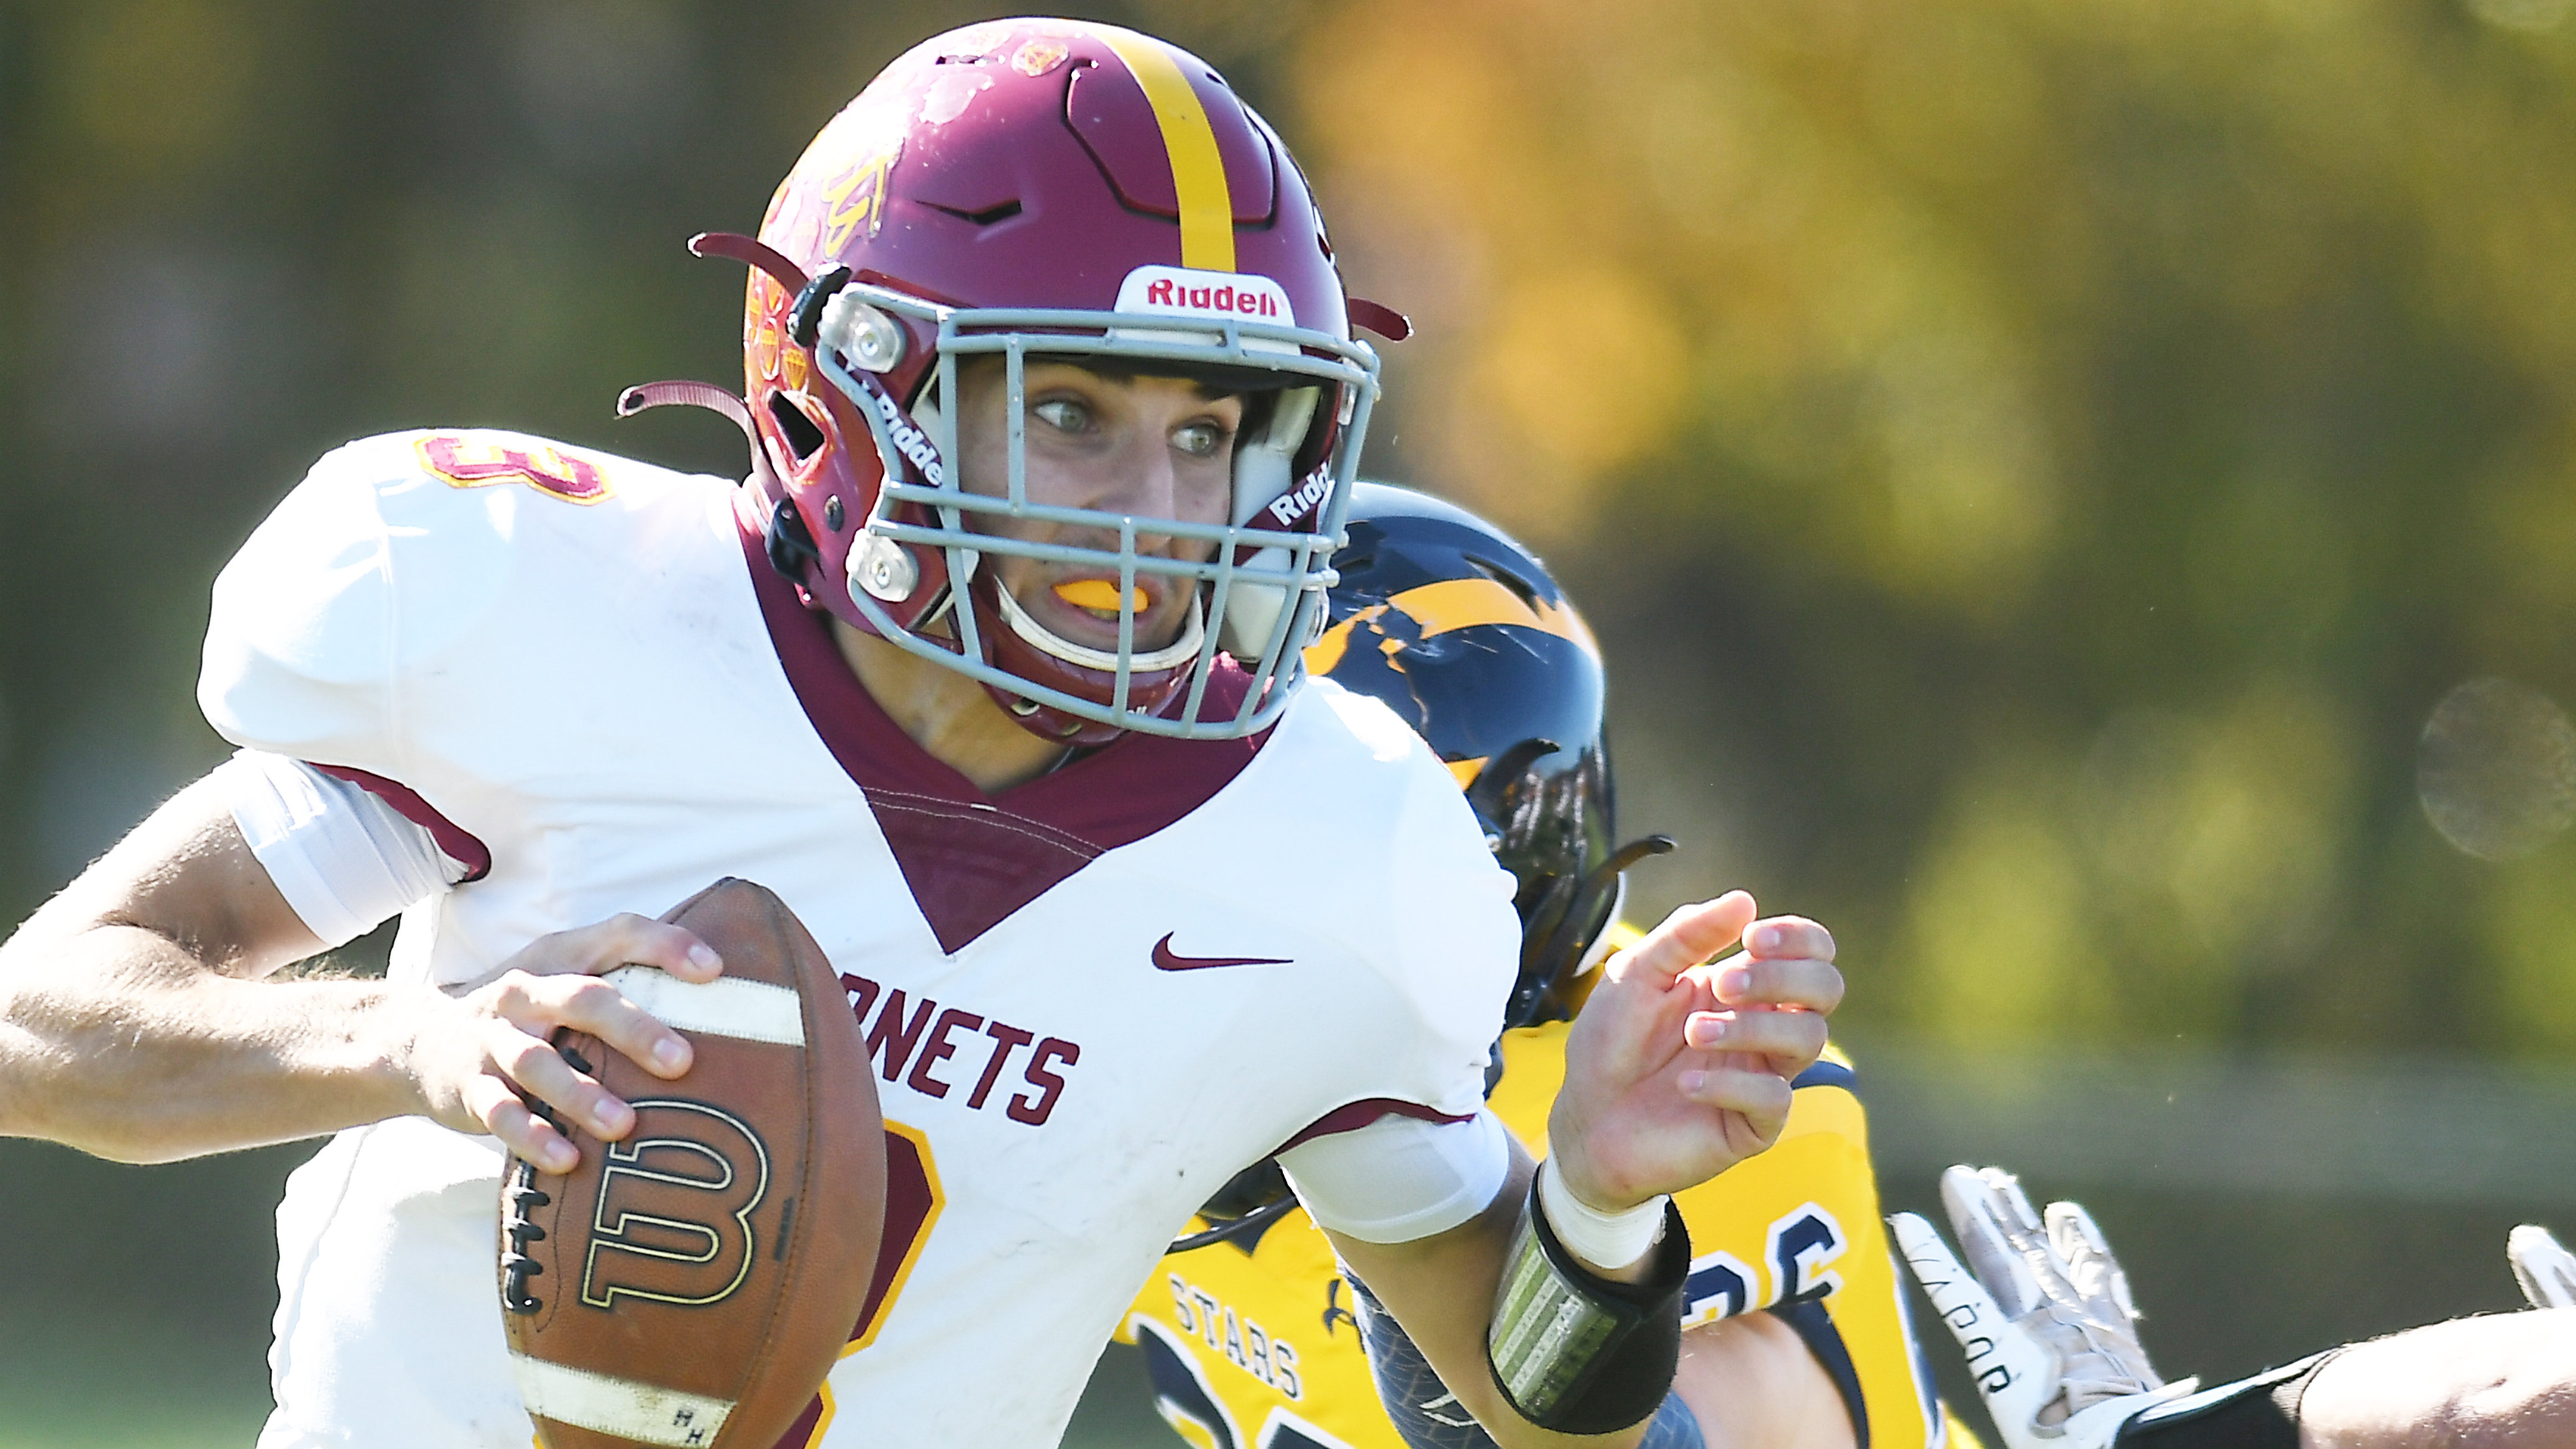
[
  {"x1": 1311, "y1": 483, "x2": 1670, "y2": 1029},
  {"x1": 1168, "y1": 483, "x2": 1671, "y2": 1257}
]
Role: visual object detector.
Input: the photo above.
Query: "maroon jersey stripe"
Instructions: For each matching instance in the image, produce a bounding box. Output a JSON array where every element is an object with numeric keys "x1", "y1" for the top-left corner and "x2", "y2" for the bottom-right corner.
[
  {"x1": 734, "y1": 505, "x2": 1277, "y2": 953},
  {"x1": 308, "y1": 763, "x2": 493, "y2": 883}
]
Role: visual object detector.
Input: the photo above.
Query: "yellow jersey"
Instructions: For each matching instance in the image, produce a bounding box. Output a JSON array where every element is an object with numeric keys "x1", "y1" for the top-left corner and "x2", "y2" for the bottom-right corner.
[{"x1": 1114, "y1": 931, "x2": 1965, "y2": 1449}]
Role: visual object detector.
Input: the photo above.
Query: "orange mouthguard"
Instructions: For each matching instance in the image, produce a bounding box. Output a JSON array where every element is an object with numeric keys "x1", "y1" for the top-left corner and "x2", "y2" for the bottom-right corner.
[{"x1": 1053, "y1": 579, "x2": 1147, "y2": 613}]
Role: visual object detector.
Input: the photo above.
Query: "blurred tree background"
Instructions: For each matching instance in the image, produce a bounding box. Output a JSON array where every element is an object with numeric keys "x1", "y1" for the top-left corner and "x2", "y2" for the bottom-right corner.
[{"x1": 6, "y1": 0, "x2": 2576, "y2": 1444}]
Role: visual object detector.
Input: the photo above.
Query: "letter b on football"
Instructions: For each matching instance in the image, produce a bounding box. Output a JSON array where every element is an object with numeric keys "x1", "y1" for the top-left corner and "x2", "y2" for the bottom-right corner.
[{"x1": 581, "y1": 1100, "x2": 772, "y2": 1310}]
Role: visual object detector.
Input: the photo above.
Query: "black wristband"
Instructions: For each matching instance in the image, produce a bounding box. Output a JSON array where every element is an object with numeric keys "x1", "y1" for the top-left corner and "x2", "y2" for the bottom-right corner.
[
  {"x1": 2115, "y1": 1350, "x2": 2342, "y2": 1449},
  {"x1": 1485, "y1": 1176, "x2": 1690, "y2": 1435}
]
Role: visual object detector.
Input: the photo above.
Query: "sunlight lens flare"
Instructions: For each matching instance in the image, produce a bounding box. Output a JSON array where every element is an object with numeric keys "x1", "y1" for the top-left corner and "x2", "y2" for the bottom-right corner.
[{"x1": 2418, "y1": 676, "x2": 2576, "y2": 861}]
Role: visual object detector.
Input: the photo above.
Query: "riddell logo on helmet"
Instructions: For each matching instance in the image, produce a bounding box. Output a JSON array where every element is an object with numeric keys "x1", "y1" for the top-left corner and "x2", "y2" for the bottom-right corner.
[
  {"x1": 1116, "y1": 266, "x2": 1297, "y2": 327},
  {"x1": 1265, "y1": 465, "x2": 1331, "y2": 528},
  {"x1": 871, "y1": 388, "x2": 947, "y2": 486}
]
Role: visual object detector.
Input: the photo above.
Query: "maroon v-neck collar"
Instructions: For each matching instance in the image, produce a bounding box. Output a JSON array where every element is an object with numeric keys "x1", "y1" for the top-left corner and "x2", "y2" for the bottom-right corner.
[{"x1": 734, "y1": 498, "x2": 1271, "y2": 951}]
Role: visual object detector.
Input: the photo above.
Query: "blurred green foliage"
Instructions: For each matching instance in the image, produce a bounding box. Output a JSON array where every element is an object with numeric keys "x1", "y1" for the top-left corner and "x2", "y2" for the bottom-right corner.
[
  {"x1": 7, "y1": 0, "x2": 2576, "y2": 1442},
  {"x1": 1286, "y1": 0, "x2": 2576, "y2": 1059}
]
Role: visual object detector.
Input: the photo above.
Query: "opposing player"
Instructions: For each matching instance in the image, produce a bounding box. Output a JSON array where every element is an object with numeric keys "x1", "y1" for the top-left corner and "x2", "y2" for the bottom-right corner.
[
  {"x1": 0, "y1": 21, "x2": 1841, "y2": 1449},
  {"x1": 1119, "y1": 485, "x2": 1960, "y2": 1449},
  {"x1": 1895, "y1": 1166, "x2": 2576, "y2": 1449}
]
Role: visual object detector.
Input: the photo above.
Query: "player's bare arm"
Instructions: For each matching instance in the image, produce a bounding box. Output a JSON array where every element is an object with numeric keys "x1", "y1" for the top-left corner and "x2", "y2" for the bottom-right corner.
[
  {"x1": 2293, "y1": 1313, "x2": 2576, "y2": 1449},
  {"x1": 1329, "y1": 895, "x2": 1842, "y2": 1449},
  {"x1": 0, "y1": 772, "x2": 718, "y2": 1168}
]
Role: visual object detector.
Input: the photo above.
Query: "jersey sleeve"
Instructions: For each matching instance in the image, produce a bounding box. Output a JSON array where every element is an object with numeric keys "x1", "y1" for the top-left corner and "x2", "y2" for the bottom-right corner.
[
  {"x1": 198, "y1": 435, "x2": 539, "y2": 977},
  {"x1": 1313, "y1": 682, "x2": 1521, "y2": 1125},
  {"x1": 1277, "y1": 1107, "x2": 1512, "y2": 1245},
  {"x1": 218, "y1": 751, "x2": 471, "y2": 949},
  {"x1": 199, "y1": 432, "x2": 547, "y2": 777},
  {"x1": 198, "y1": 437, "x2": 408, "y2": 768}
]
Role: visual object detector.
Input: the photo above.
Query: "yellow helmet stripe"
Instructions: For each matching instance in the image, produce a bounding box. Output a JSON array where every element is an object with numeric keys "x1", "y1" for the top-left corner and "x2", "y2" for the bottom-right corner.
[
  {"x1": 1097, "y1": 29, "x2": 1236, "y2": 272},
  {"x1": 1301, "y1": 603, "x2": 1385, "y2": 677},
  {"x1": 1387, "y1": 578, "x2": 1601, "y2": 657}
]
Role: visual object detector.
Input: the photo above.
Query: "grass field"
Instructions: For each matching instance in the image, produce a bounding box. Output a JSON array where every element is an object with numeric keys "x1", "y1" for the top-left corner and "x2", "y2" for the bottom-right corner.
[
  {"x1": 0, "y1": 1323, "x2": 1167, "y2": 1449},
  {"x1": 0, "y1": 1323, "x2": 1172, "y2": 1449},
  {"x1": 0, "y1": 1312, "x2": 270, "y2": 1449}
]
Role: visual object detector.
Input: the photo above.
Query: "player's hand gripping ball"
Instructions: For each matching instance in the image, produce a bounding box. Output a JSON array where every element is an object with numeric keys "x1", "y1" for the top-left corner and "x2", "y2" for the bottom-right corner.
[{"x1": 497, "y1": 878, "x2": 884, "y2": 1449}]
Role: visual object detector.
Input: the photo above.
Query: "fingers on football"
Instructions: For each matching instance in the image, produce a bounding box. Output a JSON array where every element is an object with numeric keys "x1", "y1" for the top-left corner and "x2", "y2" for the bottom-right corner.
[
  {"x1": 497, "y1": 969, "x2": 697, "y2": 1082},
  {"x1": 462, "y1": 970, "x2": 694, "y2": 1169},
  {"x1": 521, "y1": 913, "x2": 723, "y2": 982},
  {"x1": 488, "y1": 1015, "x2": 634, "y2": 1137},
  {"x1": 2510, "y1": 1224, "x2": 2576, "y2": 1310},
  {"x1": 462, "y1": 1057, "x2": 580, "y2": 1174},
  {"x1": 1620, "y1": 892, "x2": 1757, "y2": 985}
]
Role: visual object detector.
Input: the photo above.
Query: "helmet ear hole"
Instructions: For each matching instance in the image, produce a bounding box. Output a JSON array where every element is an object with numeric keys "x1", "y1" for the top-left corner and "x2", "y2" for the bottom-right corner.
[{"x1": 768, "y1": 392, "x2": 827, "y2": 462}]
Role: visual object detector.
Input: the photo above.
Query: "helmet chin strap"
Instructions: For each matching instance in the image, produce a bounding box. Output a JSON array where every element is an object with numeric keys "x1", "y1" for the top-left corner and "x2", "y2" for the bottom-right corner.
[{"x1": 991, "y1": 582, "x2": 1208, "y2": 674}]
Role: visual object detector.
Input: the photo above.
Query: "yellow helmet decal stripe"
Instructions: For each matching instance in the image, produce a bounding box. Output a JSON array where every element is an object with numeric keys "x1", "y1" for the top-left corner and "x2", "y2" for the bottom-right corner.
[
  {"x1": 1387, "y1": 578, "x2": 1601, "y2": 657},
  {"x1": 1301, "y1": 603, "x2": 1385, "y2": 677},
  {"x1": 1097, "y1": 30, "x2": 1237, "y2": 272}
]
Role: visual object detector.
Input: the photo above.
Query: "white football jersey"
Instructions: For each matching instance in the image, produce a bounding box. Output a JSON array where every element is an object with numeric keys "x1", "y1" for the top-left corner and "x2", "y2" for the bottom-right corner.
[{"x1": 200, "y1": 430, "x2": 1518, "y2": 1449}]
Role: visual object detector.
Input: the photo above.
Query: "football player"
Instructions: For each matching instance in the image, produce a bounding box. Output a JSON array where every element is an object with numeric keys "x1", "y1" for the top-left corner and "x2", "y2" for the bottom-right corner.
[
  {"x1": 0, "y1": 21, "x2": 1842, "y2": 1449},
  {"x1": 1895, "y1": 1166, "x2": 2576, "y2": 1449},
  {"x1": 1117, "y1": 485, "x2": 1968, "y2": 1449}
]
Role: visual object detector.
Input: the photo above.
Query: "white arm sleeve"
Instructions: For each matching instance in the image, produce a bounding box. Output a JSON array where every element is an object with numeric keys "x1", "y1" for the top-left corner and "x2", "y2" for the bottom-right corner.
[
  {"x1": 1277, "y1": 1105, "x2": 1514, "y2": 1245},
  {"x1": 216, "y1": 751, "x2": 465, "y2": 949}
]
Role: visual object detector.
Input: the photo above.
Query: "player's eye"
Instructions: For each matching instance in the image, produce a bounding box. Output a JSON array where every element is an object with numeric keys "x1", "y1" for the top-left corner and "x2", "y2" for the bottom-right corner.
[
  {"x1": 1032, "y1": 398, "x2": 1090, "y2": 434},
  {"x1": 1171, "y1": 419, "x2": 1231, "y2": 460}
]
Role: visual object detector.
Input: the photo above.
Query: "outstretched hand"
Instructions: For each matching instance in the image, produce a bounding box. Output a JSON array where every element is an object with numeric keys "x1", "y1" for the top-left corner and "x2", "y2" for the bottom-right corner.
[
  {"x1": 402, "y1": 913, "x2": 723, "y2": 1173},
  {"x1": 2511, "y1": 1224, "x2": 2576, "y2": 1310},
  {"x1": 1891, "y1": 1166, "x2": 2193, "y2": 1449},
  {"x1": 1544, "y1": 892, "x2": 1841, "y2": 1220}
]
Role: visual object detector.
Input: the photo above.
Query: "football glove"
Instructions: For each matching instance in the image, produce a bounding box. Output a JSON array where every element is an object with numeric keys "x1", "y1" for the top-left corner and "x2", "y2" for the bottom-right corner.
[
  {"x1": 2510, "y1": 1223, "x2": 2576, "y2": 1310},
  {"x1": 1891, "y1": 1166, "x2": 2198, "y2": 1449}
]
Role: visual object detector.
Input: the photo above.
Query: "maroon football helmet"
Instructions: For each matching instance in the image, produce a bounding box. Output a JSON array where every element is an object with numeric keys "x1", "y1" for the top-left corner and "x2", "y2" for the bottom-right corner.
[{"x1": 677, "y1": 19, "x2": 1386, "y2": 743}]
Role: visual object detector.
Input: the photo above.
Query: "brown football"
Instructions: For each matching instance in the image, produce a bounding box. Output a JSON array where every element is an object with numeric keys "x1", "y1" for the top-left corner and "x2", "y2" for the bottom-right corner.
[{"x1": 498, "y1": 877, "x2": 884, "y2": 1449}]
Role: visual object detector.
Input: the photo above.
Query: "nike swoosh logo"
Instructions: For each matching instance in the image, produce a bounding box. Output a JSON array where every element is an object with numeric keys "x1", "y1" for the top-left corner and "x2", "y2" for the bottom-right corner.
[{"x1": 1152, "y1": 933, "x2": 1292, "y2": 972}]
